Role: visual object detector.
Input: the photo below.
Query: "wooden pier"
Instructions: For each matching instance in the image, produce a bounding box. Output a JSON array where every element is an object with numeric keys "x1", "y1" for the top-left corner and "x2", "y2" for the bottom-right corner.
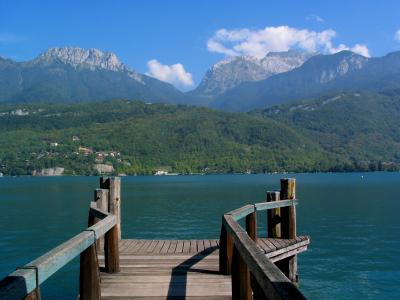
[{"x1": 0, "y1": 177, "x2": 310, "y2": 300}]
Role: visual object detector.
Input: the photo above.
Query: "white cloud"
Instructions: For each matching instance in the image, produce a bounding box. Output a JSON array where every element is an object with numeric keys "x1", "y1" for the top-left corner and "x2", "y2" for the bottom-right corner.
[
  {"x1": 306, "y1": 14, "x2": 324, "y2": 23},
  {"x1": 207, "y1": 25, "x2": 370, "y2": 58},
  {"x1": 146, "y1": 59, "x2": 194, "y2": 89},
  {"x1": 394, "y1": 30, "x2": 400, "y2": 42}
]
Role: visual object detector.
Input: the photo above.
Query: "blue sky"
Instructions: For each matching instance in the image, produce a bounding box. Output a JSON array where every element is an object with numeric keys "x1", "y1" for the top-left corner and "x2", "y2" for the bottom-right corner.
[{"x1": 1, "y1": 0, "x2": 400, "y2": 90}]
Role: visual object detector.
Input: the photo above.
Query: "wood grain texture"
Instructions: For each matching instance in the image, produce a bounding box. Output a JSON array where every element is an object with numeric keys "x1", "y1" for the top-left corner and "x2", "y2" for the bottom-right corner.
[
  {"x1": 104, "y1": 225, "x2": 120, "y2": 273},
  {"x1": 80, "y1": 244, "x2": 101, "y2": 300},
  {"x1": 280, "y1": 178, "x2": 298, "y2": 283},
  {"x1": 267, "y1": 191, "x2": 281, "y2": 238},
  {"x1": 97, "y1": 237, "x2": 309, "y2": 299}
]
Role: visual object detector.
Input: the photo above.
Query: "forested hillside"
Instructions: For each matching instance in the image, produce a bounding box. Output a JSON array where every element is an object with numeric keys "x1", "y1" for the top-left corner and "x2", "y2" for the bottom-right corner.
[
  {"x1": 0, "y1": 101, "x2": 326, "y2": 175},
  {"x1": 1, "y1": 92, "x2": 399, "y2": 176}
]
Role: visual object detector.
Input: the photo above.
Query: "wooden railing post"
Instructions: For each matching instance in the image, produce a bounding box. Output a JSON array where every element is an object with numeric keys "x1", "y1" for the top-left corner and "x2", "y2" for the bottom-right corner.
[
  {"x1": 267, "y1": 191, "x2": 281, "y2": 238},
  {"x1": 94, "y1": 189, "x2": 108, "y2": 249},
  {"x1": 231, "y1": 245, "x2": 251, "y2": 300},
  {"x1": 100, "y1": 177, "x2": 121, "y2": 241},
  {"x1": 80, "y1": 206, "x2": 101, "y2": 299},
  {"x1": 219, "y1": 220, "x2": 233, "y2": 274},
  {"x1": 105, "y1": 225, "x2": 120, "y2": 273},
  {"x1": 279, "y1": 178, "x2": 298, "y2": 283},
  {"x1": 99, "y1": 177, "x2": 121, "y2": 273},
  {"x1": 245, "y1": 210, "x2": 257, "y2": 242},
  {"x1": 79, "y1": 242, "x2": 100, "y2": 300},
  {"x1": 245, "y1": 210, "x2": 263, "y2": 298}
]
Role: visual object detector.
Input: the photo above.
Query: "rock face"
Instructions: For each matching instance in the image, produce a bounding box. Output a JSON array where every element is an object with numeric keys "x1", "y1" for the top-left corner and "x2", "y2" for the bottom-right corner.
[
  {"x1": 191, "y1": 50, "x2": 314, "y2": 98},
  {"x1": 211, "y1": 51, "x2": 374, "y2": 111},
  {"x1": 34, "y1": 47, "x2": 144, "y2": 82},
  {"x1": 36, "y1": 167, "x2": 64, "y2": 176},
  {"x1": 94, "y1": 164, "x2": 114, "y2": 174}
]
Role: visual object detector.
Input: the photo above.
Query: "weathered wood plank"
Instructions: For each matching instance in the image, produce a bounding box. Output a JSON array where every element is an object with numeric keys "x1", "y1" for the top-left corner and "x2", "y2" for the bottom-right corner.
[
  {"x1": 255, "y1": 199, "x2": 297, "y2": 211},
  {"x1": 160, "y1": 240, "x2": 171, "y2": 254},
  {"x1": 175, "y1": 240, "x2": 184, "y2": 253},
  {"x1": 227, "y1": 204, "x2": 255, "y2": 221},
  {"x1": 203, "y1": 239, "x2": 211, "y2": 251},
  {"x1": 197, "y1": 240, "x2": 205, "y2": 253},
  {"x1": 190, "y1": 240, "x2": 197, "y2": 253},
  {"x1": 167, "y1": 240, "x2": 178, "y2": 254},
  {"x1": 182, "y1": 240, "x2": 191, "y2": 253},
  {"x1": 137, "y1": 240, "x2": 153, "y2": 253},
  {"x1": 152, "y1": 240, "x2": 165, "y2": 254},
  {"x1": 145, "y1": 240, "x2": 158, "y2": 253}
]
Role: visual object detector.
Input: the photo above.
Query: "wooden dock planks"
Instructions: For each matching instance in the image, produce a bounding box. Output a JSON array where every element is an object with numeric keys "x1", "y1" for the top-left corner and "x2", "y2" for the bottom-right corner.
[{"x1": 97, "y1": 237, "x2": 309, "y2": 299}]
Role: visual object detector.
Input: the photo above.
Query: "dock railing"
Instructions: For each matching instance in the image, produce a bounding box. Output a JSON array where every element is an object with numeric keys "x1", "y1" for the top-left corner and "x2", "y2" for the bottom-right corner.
[
  {"x1": 219, "y1": 178, "x2": 306, "y2": 300},
  {"x1": 0, "y1": 177, "x2": 121, "y2": 300}
]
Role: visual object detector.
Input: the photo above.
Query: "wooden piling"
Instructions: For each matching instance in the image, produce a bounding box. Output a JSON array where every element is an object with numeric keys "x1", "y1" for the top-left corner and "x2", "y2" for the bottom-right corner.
[
  {"x1": 219, "y1": 222, "x2": 233, "y2": 275},
  {"x1": 100, "y1": 177, "x2": 121, "y2": 241},
  {"x1": 79, "y1": 243, "x2": 101, "y2": 300},
  {"x1": 267, "y1": 191, "x2": 281, "y2": 238},
  {"x1": 280, "y1": 178, "x2": 298, "y2": 283},
  {"x1": 105, "y1": 225, "x2": 120, "y2": 273},
  {"x1": 231, "y1": 245, "x2": 251, "y2": 300},
  {"x1": 246, "y1": 211, "x2": 257, "y2": 242},
  {"x1": 94, "y1": 189, "x2": 108, "y2": 249}
]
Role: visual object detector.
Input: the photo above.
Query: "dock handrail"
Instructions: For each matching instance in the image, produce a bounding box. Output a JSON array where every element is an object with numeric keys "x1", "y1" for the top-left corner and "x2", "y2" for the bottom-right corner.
[
  {"x1": 0, "y1": 177, "x2": 121, "y2": 300},
  {"x1": 219, "y1": 178, "x2": 306, "y2": 300}
]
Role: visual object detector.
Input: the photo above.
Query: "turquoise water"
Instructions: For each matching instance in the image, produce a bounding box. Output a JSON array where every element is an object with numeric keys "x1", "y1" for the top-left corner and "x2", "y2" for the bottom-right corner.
[{"x1": 0, "y1": 173, "x2": 399, "y2": 299}]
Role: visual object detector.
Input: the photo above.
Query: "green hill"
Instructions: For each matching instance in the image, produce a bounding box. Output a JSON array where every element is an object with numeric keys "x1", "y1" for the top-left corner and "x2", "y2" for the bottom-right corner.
[
  {"x1": 2, "y1": 92, "x2": 399, "y2": 176},
  {"x1": 256, "y1": 91, "x2": 400, "y2": 171},
  {"x1": 0, "y1": 100, "x2": 327, "y2": 175}
]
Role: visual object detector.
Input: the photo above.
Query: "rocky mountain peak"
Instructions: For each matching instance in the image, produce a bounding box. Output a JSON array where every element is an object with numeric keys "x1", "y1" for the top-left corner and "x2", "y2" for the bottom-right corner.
[
  {"x1": 317, "y1": 51, "x2": 369, "y2": 83},
  {"x1": 36, "y1": 47, "x2": 126, "y2": 72},
  {"x1": 191, "y1": 50, "x2": 314, "y2": 97},
  {"x1": 34, "y1": 47, "x2": 145, "y2": 83}
]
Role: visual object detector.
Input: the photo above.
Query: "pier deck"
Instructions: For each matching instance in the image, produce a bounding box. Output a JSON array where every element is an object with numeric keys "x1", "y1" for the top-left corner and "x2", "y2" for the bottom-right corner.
[
  {"x1": 0, "y1": 177, "x2": 310, "y2": 300},
  {"x1": 98, "y1": 237, "x2": 309, "y2": 299}
]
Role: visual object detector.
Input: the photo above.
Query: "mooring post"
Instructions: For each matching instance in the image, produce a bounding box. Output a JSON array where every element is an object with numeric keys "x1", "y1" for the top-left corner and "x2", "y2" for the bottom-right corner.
[
  {"x1": 245, "y1": 210, "x2": 257, "y2": 242},
  {"x1": 219, "y1": 220, "x2": 233, "y2": 275},
  {"x1": 231, "y1": 245, "x2": 252, "y2": 300},
  {"x1": 100, "y1": 177, "x2": 121, "y2": 240},
  {"x1": 94, "y1": 188, "x2": 108, "y2": 249},
  {"x1": 267, "y1": 191, "x2": 281, "y2": 238},
  {"x1": 279, "y1": 178, "x2": 298, "y2": 282},
  {"x1": 99, "y1": 177, "x2": 121, "y2": 273},
  {"x1": 80, "y1": 212, "x2": 101, "y2": 300},
  {"x1": 79, "y1": 242, "x2": 101, "y2": 300}
]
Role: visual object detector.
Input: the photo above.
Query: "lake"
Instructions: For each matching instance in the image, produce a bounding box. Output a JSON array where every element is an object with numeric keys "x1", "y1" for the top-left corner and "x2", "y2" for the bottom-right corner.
[{"x1": 0, "y1": 173, "x2": 399, "y2": 299}]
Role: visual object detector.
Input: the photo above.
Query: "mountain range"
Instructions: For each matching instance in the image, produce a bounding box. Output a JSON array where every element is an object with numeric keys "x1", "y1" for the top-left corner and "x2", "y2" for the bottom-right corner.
[
  {"x1": 188, "y1": 50, "x2": 314, "y2": 104},
  {"x1": 2, "y1": 47, "x2": 400, "y2": 112},
  {"x1": 0, "y1": 47, "x2": 186, "y2": 104}
]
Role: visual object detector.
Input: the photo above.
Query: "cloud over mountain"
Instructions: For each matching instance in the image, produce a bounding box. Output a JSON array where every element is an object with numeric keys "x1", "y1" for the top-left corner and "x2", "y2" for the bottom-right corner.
[
  {"x1": 394, "y1": 30, "x2": 400, "y2": 42},
  {"x1": 207, "y1": 25, "x2": 370, "y2": 58},
  {"x1": 146, "y1": 59, "x2": 194, "y2": 89}
]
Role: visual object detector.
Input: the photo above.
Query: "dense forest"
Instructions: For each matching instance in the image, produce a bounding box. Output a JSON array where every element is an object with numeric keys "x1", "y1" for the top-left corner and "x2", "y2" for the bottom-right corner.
[{"x1": 0, "y1": 93, "x2": 399, "y2": 176}]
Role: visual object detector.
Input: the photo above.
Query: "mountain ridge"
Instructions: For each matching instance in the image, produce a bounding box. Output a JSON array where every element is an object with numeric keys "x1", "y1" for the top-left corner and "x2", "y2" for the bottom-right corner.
[
  {"x1": 189, "y1": 50, "x2": 314, "y2": 101},
  {"x1": 0, "y1": 47, "x2": 186, "y2": 104}
]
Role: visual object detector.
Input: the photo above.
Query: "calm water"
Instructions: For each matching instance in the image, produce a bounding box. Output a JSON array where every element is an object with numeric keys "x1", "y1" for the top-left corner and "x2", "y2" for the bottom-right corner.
[{"x1": 0, "y1": 173, "x2": 399, "y2": 299}]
